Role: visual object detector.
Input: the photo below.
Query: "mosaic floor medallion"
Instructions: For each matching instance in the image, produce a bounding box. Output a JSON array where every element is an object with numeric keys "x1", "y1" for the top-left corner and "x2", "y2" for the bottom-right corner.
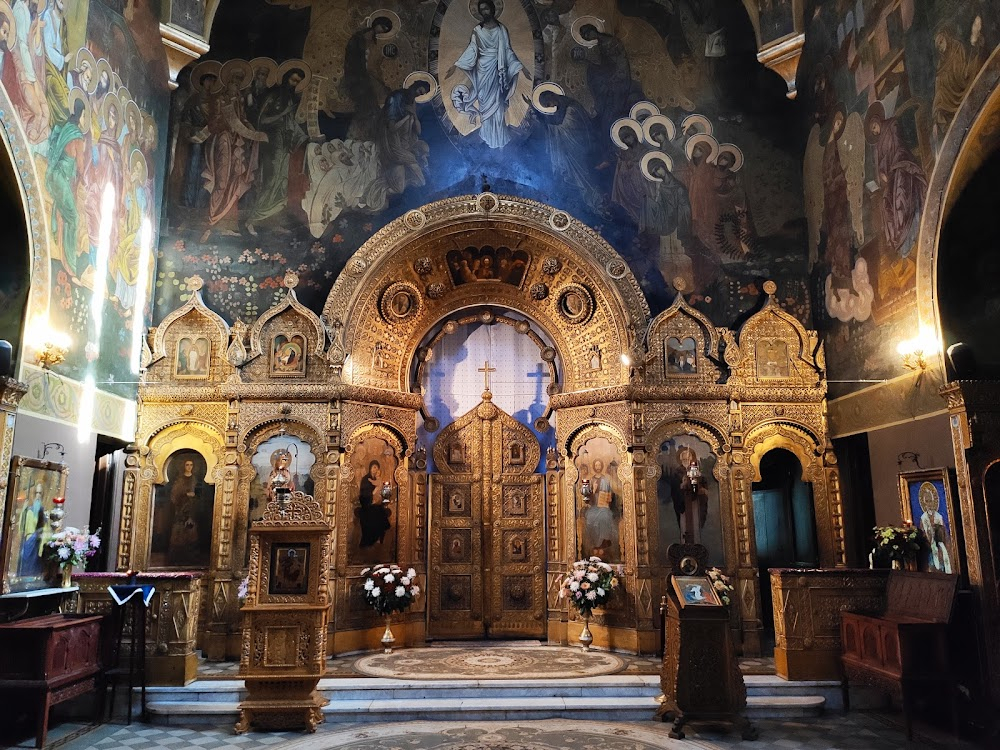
[{"x1": 353, "y1": 646, "x2": 627, "y2": 680}]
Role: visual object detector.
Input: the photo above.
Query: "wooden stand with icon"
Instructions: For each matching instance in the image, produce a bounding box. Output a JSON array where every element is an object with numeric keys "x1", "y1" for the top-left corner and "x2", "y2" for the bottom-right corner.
[
  {"x1": 657, "y1": 543, "x2": 756, "y2": 740},
  {"x1": 236, "y1": 489, "x2": 333, "y2": 733}
]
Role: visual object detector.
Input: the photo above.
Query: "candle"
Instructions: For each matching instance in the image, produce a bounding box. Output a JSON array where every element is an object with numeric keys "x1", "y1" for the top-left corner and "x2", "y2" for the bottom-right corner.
[{"x1": 0, "y1": 340, "x2": 11, "y2": 377}]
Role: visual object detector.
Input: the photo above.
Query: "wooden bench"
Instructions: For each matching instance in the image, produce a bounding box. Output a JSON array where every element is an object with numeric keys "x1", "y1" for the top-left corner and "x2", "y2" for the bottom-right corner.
[{"x1": 840, "y1": 570, "x2": 959, "y2": 739}]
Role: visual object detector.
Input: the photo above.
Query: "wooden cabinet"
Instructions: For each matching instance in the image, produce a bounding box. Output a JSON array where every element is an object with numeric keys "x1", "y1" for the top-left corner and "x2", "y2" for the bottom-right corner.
[
  {"x1": 0, "y1": 614, "x2": 102, "y2": 748},
  {"x1": 840, "y1": 571, "x2": 958, "y2": 739}
]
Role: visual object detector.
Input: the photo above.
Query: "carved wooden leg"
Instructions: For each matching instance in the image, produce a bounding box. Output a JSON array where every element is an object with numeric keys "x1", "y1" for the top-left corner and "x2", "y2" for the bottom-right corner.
[
  {"x1": 35, "y1": 690, "x2": 51, "y2": 749},
  {"x1": 669, "y1": 713, "x2": 687, "y2": 739},
  {"x1": 234, "y1": 709, "x2": 251, "y2": 734}
]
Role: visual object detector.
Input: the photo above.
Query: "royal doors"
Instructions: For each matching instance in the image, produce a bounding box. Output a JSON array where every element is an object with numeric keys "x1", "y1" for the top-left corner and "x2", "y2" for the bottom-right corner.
[{"x1": 428, "y1": 392, "x2": 546, "y2": 639}]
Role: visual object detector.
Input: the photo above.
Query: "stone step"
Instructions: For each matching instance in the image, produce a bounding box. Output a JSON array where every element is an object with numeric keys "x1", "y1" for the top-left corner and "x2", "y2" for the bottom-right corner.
[
  {"x1": 145, "y1": 691, "x2": 826, "y2": 725},
  {"x1": 145, "y1": 676, "x2": 661, "y2": 703}
]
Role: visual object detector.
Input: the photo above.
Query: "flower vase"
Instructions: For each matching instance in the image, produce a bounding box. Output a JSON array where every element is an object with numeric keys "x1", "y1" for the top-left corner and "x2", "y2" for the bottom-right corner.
[
  {"x1": 381, "y1": 614, "x2": 396, "y2": 654},
  {"x1": 60, "y1": 565, "x2": 73, "y2": 589},
  {"x1": 579, "y1": 613, "x2": 593, "y2": 651},
  {"x1": 891, "y1": 559, "x2": 902, "y2": 571}
]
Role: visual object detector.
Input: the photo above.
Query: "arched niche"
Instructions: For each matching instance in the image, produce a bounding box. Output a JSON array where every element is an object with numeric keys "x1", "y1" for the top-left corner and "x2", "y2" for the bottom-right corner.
[
  {"x1": 645, "y1": 291, "x2": 724, "y2": 385},
  {"x1": 727, "y1": 285, "x2": 822, "y2": 388},
  {"x1": 131, "y1": 421, "x2": 226, "y2": 573},
  {"x1": 916, "y1": 44, "x2": 1000, "y2": 363},
  {"x1": 236, "y1": 419, "x2": 326, "y2": 562},
  {"x1": 565, "y1": 423, "x2": 635, "y2": 620},
  {"x1": 335, "y1": 423, "x2": 409, "y2": 632},
  {"x1": 240, "y1": 273, "x2": 328, "y2": 382},
  {"x1": 147, "y1": 279, "x2": 232, "y2": 385},
  {"x1": 413, "y1": 308, "x2": 559, "y2": 453},
  {"x1": 937, "y1": 149, "x2": 1000, "y2": 377},
  {"x1": 645, "y1": 419, "x2": 733, "y2": 574},
  {"x1": 0, "y1": 86, "x2": 52, "y2": 362},
  {"x1": 323, "y1": 195, "x2": 649, "y2": 395}
]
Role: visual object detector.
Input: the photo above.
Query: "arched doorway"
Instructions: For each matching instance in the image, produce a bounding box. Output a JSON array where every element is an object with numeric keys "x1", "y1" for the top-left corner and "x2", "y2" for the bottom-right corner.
[
  {"x1": 751, "y1": 448, "x2": 819, "y2": 650},
  {"x1": 0, "y1": 131, "x2": 30, "y2": 370}
]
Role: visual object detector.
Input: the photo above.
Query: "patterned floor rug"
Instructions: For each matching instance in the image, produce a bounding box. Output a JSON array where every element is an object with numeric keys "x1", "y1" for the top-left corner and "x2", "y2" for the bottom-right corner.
[
  {"x1": 271, "y1": 721, "x2": 705, "y2": 750},
  {"x1": 353, "y1": 646, "x2": 628, "y2": 680}
]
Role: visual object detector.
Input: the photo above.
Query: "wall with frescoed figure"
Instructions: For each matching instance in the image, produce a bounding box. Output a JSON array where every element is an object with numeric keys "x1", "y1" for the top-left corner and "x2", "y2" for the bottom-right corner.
[
  {"x1": 155, "y1": 0, "x2": 809, "y2": 332},
  {"x1": 0, "y1": 0, "x2": 169, "y2": 437},
  {"x1": 797, "y1": 0, "x2": 996, "y2": 424}
]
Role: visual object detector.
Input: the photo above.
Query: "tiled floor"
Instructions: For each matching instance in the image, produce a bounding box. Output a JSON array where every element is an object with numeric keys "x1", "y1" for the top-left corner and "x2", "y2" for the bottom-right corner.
[{"x1": 6, "y1": 713, "x2": 981, "y2": 750}]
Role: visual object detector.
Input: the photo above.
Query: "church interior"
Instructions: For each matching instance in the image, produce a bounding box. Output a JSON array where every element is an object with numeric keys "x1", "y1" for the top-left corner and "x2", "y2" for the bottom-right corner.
[{"x1": 0, "y1": 0, "x2": 998, "y2": 748}]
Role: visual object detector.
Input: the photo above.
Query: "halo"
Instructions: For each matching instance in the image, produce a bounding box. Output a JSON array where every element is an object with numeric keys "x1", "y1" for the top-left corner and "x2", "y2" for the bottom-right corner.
[
  {"x1": 571, "y1": 15, "x2": 605, "y2": 47},
  {"x1": 124, "y1": 99, "x2": 141, "y2": 135},
  {"x1": 642, "y1": 114, "x2": 676, "y2": 145},
  {"x1": 68, "y1": 87, "x2": 91, "y2": 134},
  {"x1": 641, "y1": 151, "x2": 673, "y2": 182},
  {"x1": 129, "y1": 149, "x2": 147, "y2": 184},
  {"x1": 680, "y1": 113, "x2": 713, "y2": 137},
  {"x1": 685, "y1": 133, "x2": 720, "y2": 163},
  {"x1": 249, "y1": 57, "x2": 279, "y2": 87},
  {"x1": 190, "y1": 60, "x2": 223, "y2": 93},
  {"x1": 96, "y1": 58, "x2": 114, "y2": 90},
  {"x1": 74, "y1": 48, "x2": 98, "y2": 92},
  {"x1": 112, "y1": 72, "x2": 122, "y2": 91},
  {"x1": 610, "y1": 117, "x2": 643, "y2": 150},
  {"x1": 221, "y1": 59, "x2": 254, "y2": 90},
  {"x1": 141, "y1": 113, "x2": 158, "y2": 147},
  {"x1": 717, "y1": 143, "x2": 744, "y2": 172},
  {"x1": 864, "y1": 101, "x2": 886, "y2": 143},
  {"x1": 531, "y1": 82, "x2": 564, "y2": 114},
  {"x1": 629, "y1": 100, "x2": 659, "y2": 122},
  {"x1": 367, "y1": 9, "x2": 401, "y2": 39},
  {"x1": 469, "y1": 0, "x2": 504, "y2": 21},
  {"x1": 116, "y1": 85, "x2": 133, "y2": 106},
  {"x1": 404, "y1": 71, "x2": 438, "y2": 103},
  {"x1": 101, "y1": 92, "x2": 123, "y2": 138},
  {"x1": 0, "y1": 4, "x2": 14, "y2": 49},
  {"x1": 277, "y1": 59, "x2": 311, "y2": 93}
]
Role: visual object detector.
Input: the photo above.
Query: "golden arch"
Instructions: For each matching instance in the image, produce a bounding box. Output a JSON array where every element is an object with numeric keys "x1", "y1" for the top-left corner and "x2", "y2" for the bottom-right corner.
[
  {"x1": 324, "y1": 195, "x2": 649, "y2": 394},
  {"x1": 916, "y1": 46, "x2": 1000, "y2": 361}
]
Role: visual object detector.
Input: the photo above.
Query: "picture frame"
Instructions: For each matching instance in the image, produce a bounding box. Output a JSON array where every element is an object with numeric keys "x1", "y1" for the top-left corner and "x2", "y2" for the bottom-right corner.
[
  {"x1": 269, "y1": 542, "x2": 310, "y2": 595},
  {"x1": 269, "y1": 333, "x2": 307, "y2": 377},
  {"x1": 672, "y1": 574, "x2": 722, "y2": 608},
  {"x1": 899, "y1": 468, "x2": 960, "y2": 575},
  {"x1": 665, "y1": 336, "x2": 698, "y2": 375},
  {"x1": 0, "y1": 457, "x2": 70, "y2": 594},
  {"x1": 174, "y1": 335, "x2": 211, "y2": 379}
]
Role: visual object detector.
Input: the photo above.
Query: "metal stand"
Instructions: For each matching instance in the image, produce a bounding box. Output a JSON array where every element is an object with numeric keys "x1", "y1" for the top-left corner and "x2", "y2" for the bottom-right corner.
[{"x1": 102, "y1": 584, "x2": 153, "y2": 723}]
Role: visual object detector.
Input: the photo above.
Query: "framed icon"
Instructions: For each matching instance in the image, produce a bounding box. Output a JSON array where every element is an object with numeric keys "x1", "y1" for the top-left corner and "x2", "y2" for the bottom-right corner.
[
  {"x1": 672, "y1": 575, "x2": 722, "y2": 607},
  {"x1": 899, "y1": 468, "x2": 960, "y2": 575},
  {"x1": 269, "y1": 542, "x2": 310, "y2": 595}
]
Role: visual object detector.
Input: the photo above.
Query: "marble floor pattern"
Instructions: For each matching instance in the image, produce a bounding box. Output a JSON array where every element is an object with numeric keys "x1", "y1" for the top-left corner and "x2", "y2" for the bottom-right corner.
[{"x1": 11, "y1": 714, "x2": 976, "y2": 750}]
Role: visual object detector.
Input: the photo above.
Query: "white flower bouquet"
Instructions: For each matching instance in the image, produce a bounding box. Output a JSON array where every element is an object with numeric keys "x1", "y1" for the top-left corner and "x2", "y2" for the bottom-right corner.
[
  {"x1": 705, "y1": 566, "x2": 734, "y2": 606},
  {"x1": 46, "y1": 526, "x2": 101, "y2": 569},
  {"x1": 559, "y1": 557, "x2": 619, "y2": 616},
  {"x1": 361, "y1": 564, "x2": 420, "y2": 616}
]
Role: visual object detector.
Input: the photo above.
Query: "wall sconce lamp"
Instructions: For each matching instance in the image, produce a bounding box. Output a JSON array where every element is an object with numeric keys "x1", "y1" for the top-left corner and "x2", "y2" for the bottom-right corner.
[
  {"x1": 896, "y1": 327, "x2": 940, "y2": 375},
  {"x1": 28, "y1": 321, "x2": 72, "y2": 369}
]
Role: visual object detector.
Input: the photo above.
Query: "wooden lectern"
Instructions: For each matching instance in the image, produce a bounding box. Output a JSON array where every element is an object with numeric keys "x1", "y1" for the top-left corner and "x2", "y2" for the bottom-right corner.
[
  {"x1": 657, "y1": 543, "x2": 756, "y2": 740},
  {"x1": 236, "y1": 490, "x2": 333, "y2": 733}
]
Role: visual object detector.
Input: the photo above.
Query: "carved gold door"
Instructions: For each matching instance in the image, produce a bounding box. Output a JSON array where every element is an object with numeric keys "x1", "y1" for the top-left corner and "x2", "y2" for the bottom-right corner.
[{"x1": 428, "y1": 394, "x2": 545, "y2": 639}]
